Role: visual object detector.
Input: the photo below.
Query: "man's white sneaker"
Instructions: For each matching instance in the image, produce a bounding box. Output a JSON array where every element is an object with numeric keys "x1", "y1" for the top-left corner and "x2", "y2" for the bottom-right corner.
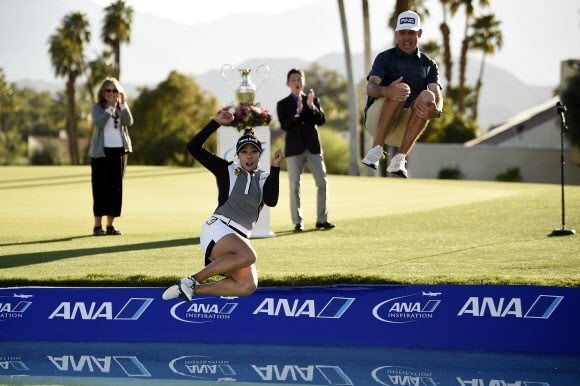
[
  {"x1": 361, "y1": 145, "x2": 387, "y2": 170},
  {"x1": 161, "y1": 276, "x2": 199, "y2": 301},
  {"x1": 387, "y1": 153, "x2": 408, "y2": 178}
]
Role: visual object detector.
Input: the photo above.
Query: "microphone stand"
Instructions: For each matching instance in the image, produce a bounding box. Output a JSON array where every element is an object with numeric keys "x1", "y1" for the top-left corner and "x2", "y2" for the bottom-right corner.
[{"x1": 551, "y1": 102, "x2": 576, "y2": 236}]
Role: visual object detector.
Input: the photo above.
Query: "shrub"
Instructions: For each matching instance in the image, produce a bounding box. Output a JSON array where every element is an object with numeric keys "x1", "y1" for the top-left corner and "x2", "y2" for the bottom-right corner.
[
  {"x1": 318, "y1": 128, "x2": 349, "y2": 175},
  {"x1": 30, "y1": 139, "x2": 66, "y2": 165},
  {"x1": 271, "y1": 127, "x2": 349, "y2": 175},
  {"x1": 438, "y1": 166, "x2": 462, "y2": 180},
  {"x1": 496, "y1": 167, "x2": 522, "y2": 182}
]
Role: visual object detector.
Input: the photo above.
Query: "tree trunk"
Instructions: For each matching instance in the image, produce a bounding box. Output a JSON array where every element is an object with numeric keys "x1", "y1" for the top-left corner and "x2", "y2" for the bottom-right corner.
[
  {"x1": 361, "y1": 0, "x2": 376, "y2": 176},
  {"x1": 440, "y1": 22, "x2": 452, "y2": 94},
  {"x1": 394, "y1": 0, "x2": 410, "y2": 25},
  {"x1": 66, "y1": 77, "x2": 79, "y2": 165},
  {"x1": 85, "y1": 80, "x2": 96, "y2": 164},
  {"x1": 338, "y1": 0, "x2": 360, "y2": 176},
  {"x1": 473, "y1": 52, "x2": 486, "y2": 124},
  {"x1": 362, "y1": 0, "x2": 371, "y2": 73},
  {"x1": 458, "y1": 38, "x2": 469, "y2": 115},
  {"x1": 114, "y1": 42, "x2": 121, "y2": 80}
]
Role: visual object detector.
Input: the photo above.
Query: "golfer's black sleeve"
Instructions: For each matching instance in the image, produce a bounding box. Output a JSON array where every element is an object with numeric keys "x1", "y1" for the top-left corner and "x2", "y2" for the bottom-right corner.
[
  {"x1": 187, "y1": 119, "x2": 229, "y2": 175},
  {"x1": 262, "y1": 166, "x2": 280, "y2": 207},
  {"x1": 187, "y1": 119, "x2": 219, "y2": 156}
]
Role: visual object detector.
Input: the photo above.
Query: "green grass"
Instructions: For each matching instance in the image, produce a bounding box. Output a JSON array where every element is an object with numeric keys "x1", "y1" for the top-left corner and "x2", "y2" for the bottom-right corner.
[{"x1": 1, "y1": 165, "x2": 579, "y2": 288}]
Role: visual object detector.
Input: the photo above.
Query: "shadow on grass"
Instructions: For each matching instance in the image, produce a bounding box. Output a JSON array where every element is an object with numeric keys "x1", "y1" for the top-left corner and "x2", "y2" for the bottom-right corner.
[
  {"x1": 355, "y1": 235, "x2": 552, "y2": 272},
  {"x1": 0, "y1": 167, "x2": 197, "y2": 191},
  {"x1": 0, "y1": 173, "x2": 86, "y2": 186},
  {"x1": 0, "y1": 237, "x2": 199, "y2": 269},
  {"x1": 271, "y1": 228, "x2": 320, "y2": 237},
  {"x1": 0, "y1": 235, "x2": 97, "y2": 247}
]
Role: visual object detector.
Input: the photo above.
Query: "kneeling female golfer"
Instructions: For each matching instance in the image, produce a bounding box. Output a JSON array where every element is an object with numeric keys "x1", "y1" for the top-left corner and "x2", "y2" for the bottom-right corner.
[{"x1": 162, "y1": 110, "x2": 284, "y2": 301}]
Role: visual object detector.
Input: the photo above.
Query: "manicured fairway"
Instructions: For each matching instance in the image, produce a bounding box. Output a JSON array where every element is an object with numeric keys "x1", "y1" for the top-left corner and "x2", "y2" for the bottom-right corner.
[{"x1": 1, "y1": 166, "x2": 578, "y2": 287}]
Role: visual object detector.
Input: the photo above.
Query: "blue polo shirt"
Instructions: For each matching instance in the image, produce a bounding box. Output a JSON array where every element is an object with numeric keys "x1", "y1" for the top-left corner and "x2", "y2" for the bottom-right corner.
[{"x1": 365, "y1": 45, "x2": 441, "y2": 112}]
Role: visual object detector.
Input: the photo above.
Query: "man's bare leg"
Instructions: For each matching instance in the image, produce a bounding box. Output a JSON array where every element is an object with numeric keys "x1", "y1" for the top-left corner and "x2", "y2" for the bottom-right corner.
[
  {"x1": 373, "y1": 99, "x2": 405, "y2": 146},
  {"x1": 387, "y1": 90, "x2": 435, "y2": 177},
  {"x1": 362, "y1": 99, "x2": 405, "y2": 169}
]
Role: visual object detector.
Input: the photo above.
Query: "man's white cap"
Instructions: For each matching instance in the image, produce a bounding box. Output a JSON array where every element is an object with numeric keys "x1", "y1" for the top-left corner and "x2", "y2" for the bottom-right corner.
[{"x1": 395, "y1": 10, "x2": 421, "y2": 31}]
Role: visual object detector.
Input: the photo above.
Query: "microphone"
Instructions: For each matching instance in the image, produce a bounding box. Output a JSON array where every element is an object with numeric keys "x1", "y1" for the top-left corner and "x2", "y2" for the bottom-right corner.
[
  {"x1": 556, "y1": 101, "x2": 566, "y2": 114},
  {"x1": 556, "y1": 102, "x2": 567, "y2": 129}
]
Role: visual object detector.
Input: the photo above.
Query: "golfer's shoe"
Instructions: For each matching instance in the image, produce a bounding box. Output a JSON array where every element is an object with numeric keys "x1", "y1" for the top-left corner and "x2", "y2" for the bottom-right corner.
[
  {"x1": 387, "y1": 153, "x2": 408, "y2": 178},
  {"x1": 361, "y1": 145, "x2": 387, "y2": 170},
  {"x1": 161, "y1": 276, "x2": 199, "y2": 301}
]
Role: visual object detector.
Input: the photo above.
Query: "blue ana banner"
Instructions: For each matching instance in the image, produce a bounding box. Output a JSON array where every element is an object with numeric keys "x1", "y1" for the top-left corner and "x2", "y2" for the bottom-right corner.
[
  {"x1": 0, "y1": 284, "x2": 578, "y2": 354},
  {"x1": 1, "y1": 341, "x2": 579, "y2": 385}
]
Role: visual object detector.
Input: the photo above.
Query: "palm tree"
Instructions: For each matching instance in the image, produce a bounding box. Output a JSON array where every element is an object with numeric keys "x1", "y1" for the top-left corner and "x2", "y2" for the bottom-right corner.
[
  {"x1": 361, "y1": 0, "x2": 376, "y2": 176},
  {"x1": 101, "y1": 0, "x2": 134, "y2": 80},
  {"x1": 362, "y1": 0, "x2": 371, "y2": 74},
  {"x1": 338, "y1": 0, "x2": 360, "y2": 176},
  {"x1": 468, "y1": 13, "x2": 503, "y2": 121},
  {"x1": 451, "y1": 0, "x2": 489, "y2": 115},
  {"x1": 391, "y1": 0, "x2": 411, "y2": 30},
  {"x1": 439, "y1": 0, "x2": 457, "y2": 95},
  {"x1": 48, "y1": 12, "x2": 91, "y2": 165},
  {"x1": 86, "y1": 51, "x2": 114, "y2": 103}
]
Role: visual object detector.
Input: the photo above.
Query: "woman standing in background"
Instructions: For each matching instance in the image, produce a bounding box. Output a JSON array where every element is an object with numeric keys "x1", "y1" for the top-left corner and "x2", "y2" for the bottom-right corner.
[{"x1": 88, "y1": 77, "x2": 134, "y2": 236}]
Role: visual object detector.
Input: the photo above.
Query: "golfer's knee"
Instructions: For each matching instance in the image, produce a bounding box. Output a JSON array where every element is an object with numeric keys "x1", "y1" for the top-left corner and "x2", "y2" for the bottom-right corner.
[
  {"x1": 418, "y1": 89, "x2": 435, "y2": 103},
  {"x1": 241, "y1": 250, "x2": 257, "y2": 266},
  {"x1": 238, "y1": 279, "x2": 258, "y2": 297},
  {"x1": 239, "y1": 285, "x2": 257, "y2": 297}
]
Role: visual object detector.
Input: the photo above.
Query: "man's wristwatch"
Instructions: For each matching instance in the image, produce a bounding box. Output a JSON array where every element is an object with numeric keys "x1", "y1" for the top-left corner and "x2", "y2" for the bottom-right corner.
[{"x1": 437, "y1": 110, "x2": 442, "y2": 118}]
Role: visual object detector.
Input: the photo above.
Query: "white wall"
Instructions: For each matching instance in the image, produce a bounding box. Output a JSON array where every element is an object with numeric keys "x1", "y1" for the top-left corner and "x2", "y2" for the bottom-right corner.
[
  {"x1": 407, "y1": 143, "x2": 580, "y2": 185},
  {"x1": 496, "y1": 120, "x2": 561, "y2": 148}
]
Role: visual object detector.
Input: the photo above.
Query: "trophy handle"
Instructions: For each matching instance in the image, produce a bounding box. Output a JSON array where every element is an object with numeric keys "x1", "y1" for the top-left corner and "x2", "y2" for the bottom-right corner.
[
  {"x1": 254, "y1": 64, "x2": 270, "y2": 91},
  {"x1": 221, "y1": 64, "x2": 236, "y2": 92}
]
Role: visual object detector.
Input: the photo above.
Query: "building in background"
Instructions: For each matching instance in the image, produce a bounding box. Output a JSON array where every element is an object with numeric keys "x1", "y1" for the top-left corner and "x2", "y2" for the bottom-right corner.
[{"x1": 408, "y1": 60, "x2": 580, "y2": 185}]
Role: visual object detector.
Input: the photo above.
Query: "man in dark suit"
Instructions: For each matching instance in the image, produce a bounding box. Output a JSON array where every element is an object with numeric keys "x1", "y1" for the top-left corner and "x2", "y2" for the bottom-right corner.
[{"x1": 277, "y1": 68, "x2": 335, "y2": 232}]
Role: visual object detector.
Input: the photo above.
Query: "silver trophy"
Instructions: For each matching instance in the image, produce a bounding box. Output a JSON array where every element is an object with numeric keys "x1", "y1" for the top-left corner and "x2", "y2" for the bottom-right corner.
[{"x1": 221, "y1": 64, "x2": 269, "y2": 105}]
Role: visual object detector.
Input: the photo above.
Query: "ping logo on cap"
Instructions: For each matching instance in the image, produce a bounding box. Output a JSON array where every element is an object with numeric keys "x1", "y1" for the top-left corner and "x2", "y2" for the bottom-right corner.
[{"x1": 396, "y1": 11, "x2": 420, "y2": 31}]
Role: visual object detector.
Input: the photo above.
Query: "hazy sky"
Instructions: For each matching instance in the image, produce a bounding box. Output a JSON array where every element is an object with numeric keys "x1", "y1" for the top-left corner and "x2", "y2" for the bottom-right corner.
[
  {"x1": 92, "y1": 0, "x2": 317, "y2": 24},
  {"x1": 2, "y1": 0, "x2": 578, "y2": 88},
  {"x1": 90, "y1": 0, "x2": 580, "y2": 87}
]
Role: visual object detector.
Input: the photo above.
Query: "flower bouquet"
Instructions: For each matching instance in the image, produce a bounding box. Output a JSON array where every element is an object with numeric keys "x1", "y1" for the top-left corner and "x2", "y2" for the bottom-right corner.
[{"x1": 219, "y1": 103, "x2": 272, "y2": 131}]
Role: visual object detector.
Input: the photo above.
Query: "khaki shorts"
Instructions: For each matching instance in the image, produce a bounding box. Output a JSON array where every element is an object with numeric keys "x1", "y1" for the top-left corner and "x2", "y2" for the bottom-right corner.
[{"x1": 364, "y1": 98, "x2": 412, "y2": 147}]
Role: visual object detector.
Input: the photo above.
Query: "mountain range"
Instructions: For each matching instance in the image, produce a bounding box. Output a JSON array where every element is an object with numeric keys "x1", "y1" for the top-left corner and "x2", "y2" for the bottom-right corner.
[
  {"x1": 3, "y1": 0, "x2": 555, "y2": 131},
  {"x1": 15, "y1": 54, "x2": 554, "y2": 132}
]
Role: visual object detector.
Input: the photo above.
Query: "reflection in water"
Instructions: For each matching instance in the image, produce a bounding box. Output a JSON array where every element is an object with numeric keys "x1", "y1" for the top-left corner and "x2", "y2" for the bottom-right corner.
[{"x1": 1, "y1": 341, "x2": 579, "y2": 385}]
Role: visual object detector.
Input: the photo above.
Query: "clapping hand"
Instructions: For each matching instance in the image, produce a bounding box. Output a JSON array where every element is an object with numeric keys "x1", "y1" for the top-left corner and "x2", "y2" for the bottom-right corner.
[{"x1": 306, "y1": 89, "x2": 315, "y2": 109}]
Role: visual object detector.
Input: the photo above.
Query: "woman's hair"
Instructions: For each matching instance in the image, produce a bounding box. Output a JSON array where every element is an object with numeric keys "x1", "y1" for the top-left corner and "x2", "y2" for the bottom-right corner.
[
  {"x1": 96, "y1": 77, "x2": 124, "y2": 107},
  {"x1": 243, "y1": 128, "x2": 256, "y2": 137}
]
